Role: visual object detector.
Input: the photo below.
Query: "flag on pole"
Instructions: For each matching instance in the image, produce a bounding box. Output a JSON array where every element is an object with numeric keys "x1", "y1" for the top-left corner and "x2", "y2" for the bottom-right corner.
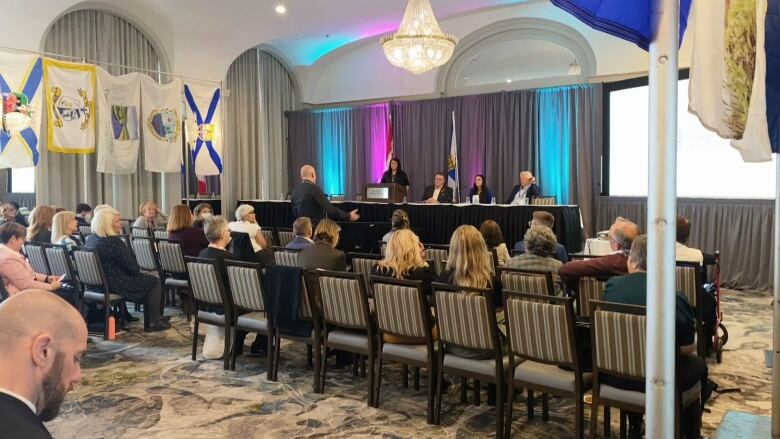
[
  {"x1": 0, "y1": 51, "x2": 43, "y2": 168},
  {"x1": 447, "y1": 111, "x2": 459, "y2": 203},
  {"x1": 96, "y1": 67, "x2": 141, "y2": 173},
  {"x1": 184, "y1": 82, "x2": 223, "y2": 176},
  {"x1": 140, "y1": 75, "x2": 182, "y2": 172},
  {"x1": 550, "y1": 0, "x2": 692, "y2": 51},
  {"x1": 385, "y1": 112, "x2": 393, "y2": 169},
  {"x1": 43, "y1": 58, "x2": 96, "y2": 154}
]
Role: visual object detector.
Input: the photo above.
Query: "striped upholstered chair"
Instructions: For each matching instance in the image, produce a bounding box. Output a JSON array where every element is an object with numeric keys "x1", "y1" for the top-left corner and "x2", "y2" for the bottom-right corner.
[
  {"x1": 503, "y1": 293, "x2": 590, "y2": 438},
  {"x1": 676, "y1": 262, "x2": 705, "y2": 356},
  {"x1": 225, "y1": 260, "x2": 273, "y2": 373},
  {"x1": 432, "y1": 283, "x2": 506, "y2": 437},
  {"x1": 153, "y1": 228, "x2": 169, "y2": 241},
  {"x1": 24, "y1": 242, "x2": 51, "y2": 275},
  {"x1": 576, "y1": 277, "x2": 606, "y2": 319},
  {"x1": 276, "y1": 228, "x2": 295, "y2": 247},
  {"x1": 186, "y1": 257, "x2": 234, "y2": 371},
  {"x1": 316, "y1": 270, "x2": 377, "y2": 406},
  {"x1": 72, "y1": 249, "x2": 127, "y2": 339},
  {"x1": 261, "y1": 229, "x2": 276, "y2": 247},
  {"x1": 347, "y1": 253, "x2": 383, "y2": 288},
  {"x1": 589, "y1": 300, "x2": 702, "y2": 439},
  {"x1": 131, "y1": 226, "x2": 152, "y2": 238},
  {"x1": 370, "y1": 276, "x2": 437, "y2": 423},
  {"x1": 130, "y1": 236, "x2": 162, "y2": 277},
  {"x1": 423, "y1": 244, "x2": 449, "y2": 276},
  {"x1": 45, "y1": 244, "x2": 82, "y2": 310},
  {"x1": 78, "y1": 225, "x2": 93, "y2": 239},
  {"x1": 531, "y1": 196, "x2": 556, "y2": 205},
  {"x1": 498, "y1": 267, "x2": 555, "y2": 298},
  {"x1": 157, "y1": 239, "x2": 191, "y2": 314},
  {"x1": 273, "y1": 248, "x2": 300, "y2": 267}
]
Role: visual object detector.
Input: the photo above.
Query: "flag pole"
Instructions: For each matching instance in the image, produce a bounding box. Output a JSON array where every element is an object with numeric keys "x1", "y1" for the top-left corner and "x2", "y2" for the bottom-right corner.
[
  {"x1": 646, "y1": 0, "x2": 678, "y2": 437},
  {"x1": 774, "y1": 154, "x2": 780, "y2": 437}
]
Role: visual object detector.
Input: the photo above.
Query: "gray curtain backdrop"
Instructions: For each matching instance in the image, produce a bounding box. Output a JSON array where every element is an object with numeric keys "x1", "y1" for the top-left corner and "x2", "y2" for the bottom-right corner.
[
  {"x1": 38, "y1": 9, "x2": 179, "y2": 218},
  {"x1": 597, "y1": 197, "x2": 773, "y2": 291},
  {"x1": 223, "y1": 49, "x2": 298, "y2": 217}
]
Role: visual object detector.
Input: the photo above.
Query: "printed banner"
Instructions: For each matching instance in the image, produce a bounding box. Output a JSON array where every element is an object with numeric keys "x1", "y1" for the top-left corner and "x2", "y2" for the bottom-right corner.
[
  {"x1": 140, "y1": 75, "x2": 182, "y2": 172},
  {"x1": 96, "y1": 67, "x2": 141, "y2": 173},
  {"x1": 0, "y1": 51, "x2": 43, "y2": 168},
  {"x1": 43, "y1": 58, "x2": 96, "y2": 153},
  {"x1": 184, "y1": 83, "x2": 223, "y2": 176}
]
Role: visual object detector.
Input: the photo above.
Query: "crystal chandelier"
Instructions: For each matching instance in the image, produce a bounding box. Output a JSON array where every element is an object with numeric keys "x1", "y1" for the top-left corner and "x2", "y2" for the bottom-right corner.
[{"x1": 381, "y1": 0, "x2": 458, "y2": 75}]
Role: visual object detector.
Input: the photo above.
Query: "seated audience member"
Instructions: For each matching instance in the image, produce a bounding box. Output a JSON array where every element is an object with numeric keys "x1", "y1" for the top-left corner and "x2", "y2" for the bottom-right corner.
[
  {"x1": 298, "y1": 219, "x2": 347, "y2": 271},
  {"x1": 421, "y1": 172, "x2": 454, "y2": 204},
  {"x1": 468, "y1": 174, "x2": 494, "y2": 204},
  {"x1": 505, "y1": 171, "x2": 540, "y2": 205},
  {"x1": 0, "y1": 290, "x2": 87, "y2": 438},
  {"x1": 514, "y1": 211, "x2": 568, "y2": 262},
  {"x1": 601, "y1": 235, "x2": 707, "y2": 438},
  {"x1": 506, "y1": 226, "x2": 565, "y2": 295},
  {"x1": 0, "y1": 223, "x2": 62, "y2": 296},
  {"x1": 286, "y1": 217, "x2": 315, "y2": 250},
  {"x1": 229, "y1": 204, "x2": 268, "y2": 253},
  {"x1": 26, "y1": 205, "x2": 55, "y2": 244},
  {"x1": 479, "y1": 219, "x2": 510, "y2": 265},
  {"x1": 75, "y1": 203, "x2": 93, "y2": 227},
  {"x1": 86, "y1": 208, "x2": 168, "y2": 331},
  {"x1": 1, "y1": 202, "x2": 25, "y2": 225},
  {"x1": 51, "y1": 211, "x2": 82, "y2": 252},
  {"x1": 373, "y1": 229, "x2": 439, "y2": 297},
  {"x1": 167, "y1": 204, "x2": 209, "y2": 257},
  {"x1": 380, "y1": 157, "x2": 410, "y2": 189},
  {"x1": 382, "y1": 209, "x2": 410, "y2": 243},
  {"x1": 440, "y1": 225, "x2": 504, "y2": 359},
  {"x1": 133, "y1": 201, "x2": 166, "y2": 229},
  {"x1": 192, "y1": 203, "x2": 213, "y2": 229},
  {"x1": 676, "y1": 215, "x2": 704, "y2": 265},
  {"x1": 558, "y1": 217, "x2": 640, "y2": 291}
]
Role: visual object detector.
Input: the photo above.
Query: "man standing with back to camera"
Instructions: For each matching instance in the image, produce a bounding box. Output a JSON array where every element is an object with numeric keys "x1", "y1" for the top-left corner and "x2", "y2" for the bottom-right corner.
[{"x1": 291, "y1": 165, "x2": 360, "y2": 224}]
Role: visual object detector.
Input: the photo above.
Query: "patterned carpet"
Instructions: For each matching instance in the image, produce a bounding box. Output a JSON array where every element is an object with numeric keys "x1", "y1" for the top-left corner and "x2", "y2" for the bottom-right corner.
[{"x1": 46, "y1": 289, "x2": 772, "y2": 438}]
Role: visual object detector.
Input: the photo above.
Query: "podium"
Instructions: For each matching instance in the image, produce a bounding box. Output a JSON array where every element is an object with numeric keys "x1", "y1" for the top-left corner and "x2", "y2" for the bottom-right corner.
[{"x1": 364, "y1": 183, "x2": 407, "y2": 203}]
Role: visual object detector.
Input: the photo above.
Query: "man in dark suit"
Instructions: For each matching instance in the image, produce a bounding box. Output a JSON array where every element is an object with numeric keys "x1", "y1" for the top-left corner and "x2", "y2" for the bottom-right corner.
[
  {"x1": 292, "y1": 165, "x2": 360, "y2": 224},
  {"x1": 421, "y1": 172, "x2": 454, "y2": 204},
  {"x1": 505, "y1": 171, "x2": 541, "y2": 204},
  {"x1": 286, "y1": 217, "x2": 315, "y2": 251},
  {"x1": 298, "y1": 219, "x2": 347, "y2": 271},
  {"x1": 0, "y1": 290, "x2": 88, "y2": 439},
  {"x1": 601, "y1": 235, "x2": 707, "y2": 439}
]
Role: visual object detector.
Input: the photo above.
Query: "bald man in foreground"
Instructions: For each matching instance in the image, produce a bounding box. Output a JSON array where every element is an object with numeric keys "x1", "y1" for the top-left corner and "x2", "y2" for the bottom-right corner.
[
  {"x1": 291, "y1": 165, "x2": 360, "y2": 224},
  {"x1": 0, "y1": 290, "x2": 88, "y2": 439}
]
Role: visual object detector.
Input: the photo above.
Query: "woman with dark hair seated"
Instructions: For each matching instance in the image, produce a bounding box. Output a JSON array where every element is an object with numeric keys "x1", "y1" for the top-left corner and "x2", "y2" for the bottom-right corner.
[
  {"x1": 479, "y1": 219, "x2": 510, "y2": 265},
  {"x1": 86, "y1": 208, "x2": 169, "y2": 332},
  {"x1": 468, "y1": 174, "x2": 494, "y2": 204},
  {"x1": 382, "y1": 209, "x2": 410, "y2": 243},
  {"x1": 192, "y1": 202, "x2": 213, "y2": 229},
  {"x1": 168, "y1": 204, "x2": 209, "y2": 257}
]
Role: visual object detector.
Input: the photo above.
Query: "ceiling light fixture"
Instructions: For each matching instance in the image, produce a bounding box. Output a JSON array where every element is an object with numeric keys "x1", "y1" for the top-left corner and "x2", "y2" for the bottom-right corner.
[
  {"x1": 275, "y1": 4, "x2": 286, "y2": 14},
  {"x1": 381, "y1": 0, "x2": 458, "y2": 75}
]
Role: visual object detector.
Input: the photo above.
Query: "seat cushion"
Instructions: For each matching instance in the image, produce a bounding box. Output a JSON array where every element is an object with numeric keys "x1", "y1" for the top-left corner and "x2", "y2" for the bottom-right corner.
[
  {"x1": 443, "y1": 353, "x2": 510, "y2": 379},
  {"x1": 327, "y1": 329, "x2": 369, "y2": 353},
  {"x1": 236, "y1": 312, "x2": 269, "y2": 333},
  {"x1": 513, "y1": 360, "x2": 592, "y2": 393},
  {"x1": 197, "y1": 311, "x2": 225, "y2": 326},
  {"x1": 83, "y1": 290, "x2": 123, "y2": 303},
  {"x1": 165, "y1": 278, "x2": 189, "y2": 288},
  {"x1": 383, "y1": 343, "x2": 436, "y2": 364},
  {"x1": 599, "y1": 383, "x2": 645, "y2": 407}
]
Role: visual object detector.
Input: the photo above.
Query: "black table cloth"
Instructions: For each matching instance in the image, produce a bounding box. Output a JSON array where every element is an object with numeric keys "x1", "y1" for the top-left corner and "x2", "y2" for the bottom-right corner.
[{"x1": 242, "y1": 200, "x2": 584, "y2": 254}]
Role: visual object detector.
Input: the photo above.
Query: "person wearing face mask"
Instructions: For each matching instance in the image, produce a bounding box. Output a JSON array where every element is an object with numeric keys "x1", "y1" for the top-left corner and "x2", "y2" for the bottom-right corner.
[
  {"x1": 167, "y1": 204, "x2": 209, "y2": 257},
  {"x1": 75, "y1": 203, "x2": 93, "y2": 227},
  {"x1": 192, "y1": 203, "x2": 213, "y2": 229}
]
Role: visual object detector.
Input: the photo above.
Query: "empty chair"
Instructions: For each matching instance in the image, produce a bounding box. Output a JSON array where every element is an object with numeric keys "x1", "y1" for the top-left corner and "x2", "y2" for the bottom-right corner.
[
  {"x1": 498, "y1": 267, "x2": 554, "y2": 298},
  {"x1": 186, "y1": 257, "x2": 234, "y2": 371},
  {"x1": 157, "y1": 239, "x2": 191, "y2": 315},
  {"x1": 433, "y1": 283, "x2": 505, "y2": 437},
  {"x1": 72, "y1": 249, "x2": 128, "y2": 339},
  {"x1": 423, "y1": 245, "x2": 449, "y2": 276},
  {"x1": 225, "y1": 260, "x2": 273, "y2": 373},
  {"x1": 276, "y1": 227, "x2": 295, "y2": 247},
  {"x1": 24, "y1": 242, "x2": 50, "y2": 275},
  {"x1": 371, "y1": 276, "x2": 437, "y2": 423},
  {"x1": 316, "y1": 270, "x2": 377, "y2": 406},
  {"x1": 576, "y1": 277, "x2": 606, "y2": 319},
  {"x1": 503, "y1": 292, "x2": 591, "y2": 438},
  {"x1": 531, "y1": 196, "x2": 556, "y2": 205},
  {"x1": 273, "y1": 248, "x2": 300, "y2": 267}
]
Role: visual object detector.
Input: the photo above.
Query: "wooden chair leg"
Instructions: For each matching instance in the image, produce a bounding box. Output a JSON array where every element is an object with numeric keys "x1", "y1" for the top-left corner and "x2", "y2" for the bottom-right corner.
[
  {"x1": 434, "y1": 356, "x2": 445, "y2": 425},
  {"x1": 505, "y1": 381, "x2": 516, "y2": 438},
  {"x1": 352, "y1": 353, "x2": 359, "y2": 377},
  {"x1": 191, "y1": 316, "x2": 199, "y2": 360},
  {"x1": 414, "y1": 367, "x2": 420, "y2": 391},
  {"x1": 361, "y1": 355, "x2": 367, "y2": 378},
  {"x1": 306, "y1": 344, "x2": 313, "y2": 367},
  {"x1": 223, "y1": 325, "x2": 232, "y2": 371},
  {"x1": 542, "y1": 393, "x2": 549, "y2": 422},
  {"x1": 366, "y1": 353, "x2": 375, "y2": 407},
  {"x1": 319, "y1": 347, "x2": 329, "y2": 394},
  {"x1": 604, "y1": 405, "x2": 611, "y2": 437},
  {"x1": 374, "y1": 357, "x2": 383, "y2": 408},
  {"x1": 403, "y1": 364, "x2": 409, "y2": 388},
  {"x1": 474, "y1": 379, "x2": 481, "y2": 406},
  {"x1": 265, "y1": 332, "x2": 273, "y2": 381},
  {"x1": 527, "y1": 389, "x2": 535, "y2": 420},
  {"x1": 589, "y1": 400, "x2": 599, "y2": 439},
  {"x1": 620, "y1": 410, "x2": 627, "y2": 439},
  {"x1": 230, "y1": 327, "x2": 238, "y2": 370},
  {"x1": 313, "y1": 340, "x2": 322, "y2": 393},
  {"x1": 426, "y1": 362, "x2": 436, "y2": 425},
  {"x1": 460, "y1": 377, "x2": 468, "y2": 403},
  {"x1": 575, "y1": 393, "x2": 584, "y2": 439},
  {"x1": 104, "y1": 302, "x2": 110, "y2": 340}
]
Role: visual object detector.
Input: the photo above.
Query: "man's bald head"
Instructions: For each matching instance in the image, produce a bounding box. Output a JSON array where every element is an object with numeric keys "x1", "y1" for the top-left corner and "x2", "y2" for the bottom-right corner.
[
  {"x1": 609, "y1": 217, "x2": 641, "y2": 251},
  {"x1": 300, "y1": 165, "x2": 316, "y2": 181},
  {"x1": 0, "y1": 290, "x2": 86, "y2": 351}
]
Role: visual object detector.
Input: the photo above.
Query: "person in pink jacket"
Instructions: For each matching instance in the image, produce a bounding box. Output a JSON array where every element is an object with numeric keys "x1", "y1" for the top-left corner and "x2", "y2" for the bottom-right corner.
[{"x1": 0, "y1": 223, "x2": 61, "y2": 296}]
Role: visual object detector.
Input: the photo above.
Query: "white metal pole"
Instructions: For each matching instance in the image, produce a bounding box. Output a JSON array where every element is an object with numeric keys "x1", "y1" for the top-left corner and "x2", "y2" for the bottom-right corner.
[
  {"x1": 646, "y1": 0, "x2": 679, "y2": 437},
  {"x1": 773, "y1": 156, "x2": 780, "y2": 437}
]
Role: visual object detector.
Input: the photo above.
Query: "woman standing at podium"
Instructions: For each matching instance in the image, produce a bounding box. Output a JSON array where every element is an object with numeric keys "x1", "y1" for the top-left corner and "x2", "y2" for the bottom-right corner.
[{"x1": 380, "y1": 158, "x2": 410, "y2": 189}]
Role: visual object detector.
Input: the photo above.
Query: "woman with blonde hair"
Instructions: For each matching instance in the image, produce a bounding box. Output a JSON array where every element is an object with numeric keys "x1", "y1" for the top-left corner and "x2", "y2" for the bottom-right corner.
[
  {"x1": 167, "y1": 204, "x2": 209, "y2": 257},
  {"x1": 51, "y1": 210, "x2": 81, "y2": 251},
  {"x1": 26, "y1": 205, "x2": 55, "y2": 243},
  {"x1": 133, "y1": 201, "x2": 165, "y2": 229},
  {"x1": 373, "y1": 229, "x2": 438, "y2": 297}
]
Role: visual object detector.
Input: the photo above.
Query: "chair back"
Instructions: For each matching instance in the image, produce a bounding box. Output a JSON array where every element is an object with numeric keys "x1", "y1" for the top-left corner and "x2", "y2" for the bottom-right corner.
[
  {"x1": 499, "y1": 267, "x2": 554, "y2": 298},
  {"x1": 261, "y1": 229, "x2": 276, "y2": 247},
  {"x1": 531, "y1": 197, "x2": 556, "y2": 205},
  {"x1": 348, "y1": 253, "x2": 382, "y2": 284},
  {"x1": 276, "y1": 228, "x2": 295, "y2": 247},
  {"x1": 225, "y1": 260, "x2": 266, "y2": 311},
  {"x1": 371, "y1": 277, "x2": 429, "y2": 339},
  {"x1": 119, "y1": 219, "x2": 132, "y2": 235},
  {"x1": 433, "y1": 283, "x2": 499, "y2": 352},
  {"x1": 72, "y1": 249, "x2": 107, "y2": 289},
  {"x1": 591, "y1": 301, "x2": 646, "y2": 380},
  {"x1": 274, "y1": 249, "x2": 299, "y2": 267},
  {"x1": 317, "y1": 271, "x2": 371, "y2": 330},
  {"x1": 577, "y1": 277, "x2": 606, "y2": 318},
  {"x1": 158, "y1": 240, "x2": 187, "y2": 275},
  {"x1": 24, "y1": 243, "x2": 51, "y2": 275},
  {"x1": 78, "y1": 225, "x2": 92, "y2": 237},
  {"x1": 380, "y1": 241, "x2": 387, "y2": 256},
  {"x1": 154, "y1": 229, "x2": 169, "y2": 240},
  {"x1": 675, "y1": 263, "x2": 701, "y2": 308},
  {"x1": 45, "y1": 245, "x2": 79, "y2": 288},
  {"x1": 423, "y1": 245, "x2": 449, "y2": 275},
  {"x1": 131, "y1": 226, "x2": 151, "y2": 238},
  {"x1": 185, "y1": 257, "x2": 230, "y2": 308},
  {"x1": 130, "y1": 236, "x2": 160, "y2": 272},
  {"x1": 504, "y1": 292, "x2": 576, "y2": 366}
]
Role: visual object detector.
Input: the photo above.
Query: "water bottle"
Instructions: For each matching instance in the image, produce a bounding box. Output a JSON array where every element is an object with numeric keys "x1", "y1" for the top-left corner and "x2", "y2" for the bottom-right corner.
[{"x1": 108, "y1": 315, "x2": 116, "y2": 340}]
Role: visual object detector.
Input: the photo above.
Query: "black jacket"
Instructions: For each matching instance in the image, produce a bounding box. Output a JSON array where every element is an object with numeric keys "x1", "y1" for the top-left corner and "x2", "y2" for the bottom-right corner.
[
  {"x1": 421, "y1": 185, "x2": 454, "y2": 203},
  {"x1": 380, "y1": 170, "x2": 410, "y2": 187},
  {"x1": 0, "y1": 393, "x2": 52, "y2": 439},
  {"x1": 298, "y1": 241, "x2": 347, "y2": 271},
  {"x1": 291, "y1": 180, "x2": 350, "y2": 223},
  {"x1": 504, "y1": 183, "x2": 541, "y2": 204}
]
